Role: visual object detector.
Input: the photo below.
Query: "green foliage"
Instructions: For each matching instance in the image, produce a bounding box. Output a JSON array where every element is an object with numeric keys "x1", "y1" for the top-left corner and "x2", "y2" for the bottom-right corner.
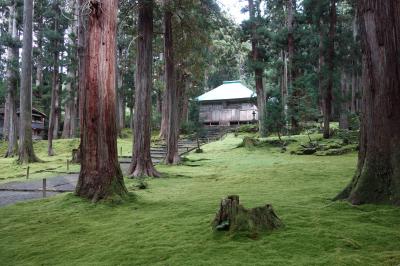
[
  {"x1": 235, "y1": 124, "x2": 259, "y2": 133},
  {"x1": 265, "y1": 97, "x2": 285, "y2": 137},
  {"x1": 348, "y1": 113, "x2": 360, "y2": 131}
]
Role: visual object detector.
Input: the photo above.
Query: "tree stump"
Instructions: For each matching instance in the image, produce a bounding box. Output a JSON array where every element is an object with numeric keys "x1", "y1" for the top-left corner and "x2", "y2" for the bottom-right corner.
[{"x1": 212, "y1": 195, "x2": 282, "y2": 237}]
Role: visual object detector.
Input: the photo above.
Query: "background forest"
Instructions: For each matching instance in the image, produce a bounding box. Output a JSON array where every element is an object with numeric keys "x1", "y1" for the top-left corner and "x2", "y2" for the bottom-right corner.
[{"x1": 0, "y1": 0, "x2": 361, "y2": 142}]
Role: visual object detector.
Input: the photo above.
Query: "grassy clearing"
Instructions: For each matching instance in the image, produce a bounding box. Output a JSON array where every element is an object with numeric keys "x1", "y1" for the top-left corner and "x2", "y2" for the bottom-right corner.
[
  {"x1": 0, "y1": 135, "x2": 399, "y2": 265},
  {"x1": 0, "y1": 138, "x2": 134, "y2": 184}
]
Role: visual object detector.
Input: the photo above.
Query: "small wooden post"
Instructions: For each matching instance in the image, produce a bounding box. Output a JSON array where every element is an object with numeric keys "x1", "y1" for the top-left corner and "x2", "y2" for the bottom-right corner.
[
  {"x1": 120, "y1": 147, "x2": 122, "y2": 157},
  {"x1": 26, "y1": 166, "x2": 30, "y2": 179},
  {"x1": 67, "y1": 160, "x2": 70, "y2": 171},
  {"x1": 42, "y1": 178, "x2": 46, "y2": 198}
]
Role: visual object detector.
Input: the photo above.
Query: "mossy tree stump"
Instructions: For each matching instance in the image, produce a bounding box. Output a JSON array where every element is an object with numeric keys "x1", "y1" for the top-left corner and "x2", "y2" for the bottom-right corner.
[{"x1": 212, "y1": 195, "x2": 282, "y2": 237}]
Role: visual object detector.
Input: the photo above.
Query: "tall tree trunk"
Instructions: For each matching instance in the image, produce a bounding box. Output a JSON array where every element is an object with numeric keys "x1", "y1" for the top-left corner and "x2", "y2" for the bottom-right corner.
[
  {"x1": 3, "y1": 95, "x2": 9, "y2": 141},
  {"x1": 180, "y1": 78, "x2": 189, "y2": 125},
  {"x1": 164, "y1": 1, "x2": 180, "y2": 165},
  {"x1": 18, "y1": 0, "x2": 40, "y2": 164},
  {"x1": 129, "y1": 0, "x2": 159, "y2": 177},
  {"x1": 318, "y1": 19, "x2": 325, "y2": 116},
  {"x1": 76, "y1": 0, "x2": 127, "y2": 201},
  {"x1": 159, "y1": 89, "x2": 168, "y2": 139},
  {"x1": 117, "y1": 48, "x2": 125, "y2": 136},
  {"x1": 287, "y1": 0, "x2": 294, "y2": 88},
  {"x1": 5, "y1": 2, "x2": 19, "y2": 158},
  {"x1": 323, "y1": 0, "x2": 336, "y2": 139},
  {"x1": 48, "y1": 6, "x2": 60, "y2": 156},
  {"x1": 335, "y1": 0, "x2": 400, "y2": 205},
  {"x1": 248, "y1": 0, "x2": 267, "y2": 137},
  {"x1": 34, "y1": 3, "x2": 44, "y2": 101},
  {"x1": 339, "y1": 71, "x2": 349, "y2": 130},
  {"x1": 351, "y1": 72, "x2": 357, "y2": 114},
  {"x1": 62, "y1": 71, "x2": 74, "y2": 138},
  {"x1": 62, "y1": 1, "x2": 78, "y2": 139}
]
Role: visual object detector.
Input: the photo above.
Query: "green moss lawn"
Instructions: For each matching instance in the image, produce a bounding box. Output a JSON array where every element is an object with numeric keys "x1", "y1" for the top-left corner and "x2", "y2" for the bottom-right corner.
[{"x1": 0, "y1": 135, "x2": 399, "y2": 265}]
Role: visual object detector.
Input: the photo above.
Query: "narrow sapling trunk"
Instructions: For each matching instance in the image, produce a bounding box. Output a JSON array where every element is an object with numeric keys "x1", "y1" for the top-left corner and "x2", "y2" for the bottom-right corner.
[
  {"x1": 318, "y1": 19, "x2": 325, "y2": 116},
  {"x1": 129, "y1": 0, "x2": 160, "y2": 177},
  {"x1": 48, "y1": 13, "x2": 60, "y2": 156},
  {"x1": 335, "y1": 0, "x2": 400, "y2": 205},
  {"x1": 18, "y1": 0, "x2": 40, "y2": 164},
  {"x1": 76, "y1": 0, "x2": 127, "y2": 201}
]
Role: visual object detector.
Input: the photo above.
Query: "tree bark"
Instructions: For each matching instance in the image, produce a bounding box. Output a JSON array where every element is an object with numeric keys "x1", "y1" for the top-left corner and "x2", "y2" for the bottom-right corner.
[
  {"x1": 159, "y1": 89, "x2": 168, "y2": 139},
  {"x1": 116, "y1": 48, "x2": 125, "y2": 136},
  {"x1": 318, "y1": 19, "x2": 325, "y2": 116},
  {"x1": 180, "y1": 78, "x2": 190, "y2": 125},
  {"x1": 5, "y1": 2, "x2": 19, "y2": 158},
  {"x1": 339, "y1": 71, "x2": 349, "y2": 130},
  {"x1": 335, "y1": 0, "x2": 400, "y2": 205},
  {"x1": 323, "y1": 0, "x2": 336, "y2": 139},
  {"x1": 164, "y1": 0, "x2": 180, "y2": 165},
  {"x1": 18, "y1": 0, "x2": 40, "y2": 164},
  {"x1": 129, "y1": 0, "x2": 160, "y2": 178},
  {"x1": 287, "y1": 0, "x2": 294, "y2": 89},
  {"x1": 248, "y1": 0, "x2": 267, "y2": 137},
  {"x1": 62, "y1": 0, "x2": 78, "y2": 139},
  {"x1": 48, "y1": 6, "x2": 60, "y2": 156},
  {"x1": 3, "y1": 93, "x2": 9, "y2": 141},
  {"x1": 212, "y1": 195, "x2": 283, "y2": 237},
  {"x1": 76, "y1": 0, "x2": 127, "y2": 201}
]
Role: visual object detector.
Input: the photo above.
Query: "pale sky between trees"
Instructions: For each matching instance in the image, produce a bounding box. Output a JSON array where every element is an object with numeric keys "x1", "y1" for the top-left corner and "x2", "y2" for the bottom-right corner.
[{"x1": 218, "y1": 0, "x2": 248, "y2": 24}]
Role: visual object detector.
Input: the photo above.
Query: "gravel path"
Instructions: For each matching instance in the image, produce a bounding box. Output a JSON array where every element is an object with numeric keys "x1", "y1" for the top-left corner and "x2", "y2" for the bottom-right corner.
[
  {"x1": 0, "y1": 131, "x2": 224, "y2": 207},
  {"x1": 0, "y1": 174, "x2": 78, "y2": 207}
]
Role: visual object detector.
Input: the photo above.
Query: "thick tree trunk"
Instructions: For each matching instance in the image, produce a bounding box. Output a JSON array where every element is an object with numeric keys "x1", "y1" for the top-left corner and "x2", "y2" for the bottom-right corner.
[
  {"x1": 18, "y1": 0, "x2": 40, "y2": 164},
  {"x1": 248, "y1": 0, "x2": 267, "y2": 137},
  {"x1": 5, "y1": 2, "x2": 19, "y2": 158},
  {"x1": 335, "y1": 0, "x2": 400, "y2": 205},
  {"x1": 76, "y1": 0, "x2": 127, "y2": 201},
  {"x1": 164, "y1": 1, "x2": 180, "y2": 165},
  {"x1": 129, "y1": 0, "x2": 159, "y2": 177},
  {"x1": 255, "y1": 68, "x2": 266, "y2": 135},
  {"x1": 323, "y1": 0, "x2": 336, "y2": 139}
]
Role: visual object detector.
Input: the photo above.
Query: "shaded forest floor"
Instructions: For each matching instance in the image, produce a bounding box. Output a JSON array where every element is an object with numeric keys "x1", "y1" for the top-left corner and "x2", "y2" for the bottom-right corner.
[{"x1": 0, "y1": 135, "x2": 399, "y2": 265}]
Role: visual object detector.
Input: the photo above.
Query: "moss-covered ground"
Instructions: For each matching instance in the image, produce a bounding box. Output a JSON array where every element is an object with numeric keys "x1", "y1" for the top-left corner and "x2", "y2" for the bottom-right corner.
[{"x1": 0, "y1": 134, "x2": 399, "y2": 265}]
